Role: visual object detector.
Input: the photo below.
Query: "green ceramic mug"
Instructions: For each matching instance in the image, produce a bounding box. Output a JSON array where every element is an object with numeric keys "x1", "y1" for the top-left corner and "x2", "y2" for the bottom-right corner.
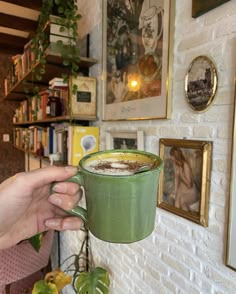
[{"x1": 64, "y1": 149, "x2": 163, "y2": 243}]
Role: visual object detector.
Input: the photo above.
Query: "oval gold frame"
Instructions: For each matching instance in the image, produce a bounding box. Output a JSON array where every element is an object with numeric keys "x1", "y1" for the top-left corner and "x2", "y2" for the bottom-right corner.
[{"x1": 185, "y1": 56, "x2": 218, "y2": 112}]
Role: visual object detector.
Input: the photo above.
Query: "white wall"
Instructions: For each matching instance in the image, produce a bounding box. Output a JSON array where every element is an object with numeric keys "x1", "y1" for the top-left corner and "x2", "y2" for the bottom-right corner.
[{"x1": 61, "y1": 0, "x2": 236, "y2": 293}]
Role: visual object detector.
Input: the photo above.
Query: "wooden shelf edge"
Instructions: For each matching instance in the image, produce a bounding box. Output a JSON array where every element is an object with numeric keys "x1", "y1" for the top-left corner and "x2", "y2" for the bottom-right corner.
[{"x1": 13, "y1": 115, "x2": 97, "y2": 126}]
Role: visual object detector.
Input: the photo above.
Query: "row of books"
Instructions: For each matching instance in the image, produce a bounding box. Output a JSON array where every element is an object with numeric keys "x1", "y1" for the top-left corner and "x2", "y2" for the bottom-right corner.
[
  {"x1": 13, "y1": 125, "x2": 99, "y2": 166},
  {"x1": 4, "y1": 40, "x2": 37, "y2": 95},
  {"x1": 13, "y1": 78, "x2": 69, "y2": 123}
]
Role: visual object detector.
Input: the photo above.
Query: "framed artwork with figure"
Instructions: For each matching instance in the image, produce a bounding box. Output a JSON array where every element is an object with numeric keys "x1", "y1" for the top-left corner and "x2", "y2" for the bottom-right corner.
[
  {"x1": 158, "y1": 138, "x2": 212, "y2": 226},
  {"x1": 102, "y1": 0, "x2": 174, "y2": 121}
]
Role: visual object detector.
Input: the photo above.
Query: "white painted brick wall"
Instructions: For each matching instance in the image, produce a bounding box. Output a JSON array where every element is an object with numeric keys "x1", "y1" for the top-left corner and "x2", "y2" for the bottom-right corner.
[{"x1": 60, "y1": 0, "x2": 236, "y2": 293}]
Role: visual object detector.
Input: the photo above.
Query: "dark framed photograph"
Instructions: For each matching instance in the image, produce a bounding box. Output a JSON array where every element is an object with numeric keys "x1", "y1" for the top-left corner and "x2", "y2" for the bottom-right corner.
[
  {"x1": 192, "y1": 0, "x2": 230, "y2": 18},
  {"x1": 158, "y1": 138, "x2": 212, "y2": 226},
  {"x1": 102, "y1": 0, "x2": 174, "y2": 120},
  {"x1": 106, "y1": 130, "x2": 144, "y2": 150},
  {"x1": 185, "y1": 56, "x2": 218, "y2": 112}
]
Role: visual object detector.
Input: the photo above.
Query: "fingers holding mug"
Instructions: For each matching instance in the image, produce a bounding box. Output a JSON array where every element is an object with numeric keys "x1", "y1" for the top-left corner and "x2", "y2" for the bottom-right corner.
[
  {"x1": 49, "y1": 181, "x2": 83, "y2": 211},
  {"x1": 45, "y1": 216, "x2": 83, "y2": 231}
]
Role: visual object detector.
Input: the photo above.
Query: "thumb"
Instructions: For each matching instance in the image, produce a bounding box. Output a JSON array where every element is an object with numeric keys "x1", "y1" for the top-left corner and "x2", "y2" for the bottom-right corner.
[{"x1": 22, "y1": 166, "x2": 78, "y2": 189}]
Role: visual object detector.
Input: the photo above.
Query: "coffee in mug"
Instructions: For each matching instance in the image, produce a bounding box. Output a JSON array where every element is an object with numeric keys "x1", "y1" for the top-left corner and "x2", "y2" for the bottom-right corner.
[{"x1": 84, "y1": 158, "x2": 154, "y2": 175}]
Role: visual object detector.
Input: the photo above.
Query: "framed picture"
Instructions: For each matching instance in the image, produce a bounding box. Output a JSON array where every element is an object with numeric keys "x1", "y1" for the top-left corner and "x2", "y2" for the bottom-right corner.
[
  {"x1": 106, "y1": 130, "x2": 144, "y2": 150},
  {"x1": 158, "y1": 138, "x2": 212, "y2": 226},
  {"x1": 226, "y1": 83, "x2": 236, "y2": 271},
  {"x1": 102, "y1": 0, "x2": 174, "y2": 121},
  {"x1": 185, "y1": 56, "x2": 218, "y2": 112},
  {"x1": 192, "y1": 0, "x2": 230, "y2": 18},
  {"x1": 69, "y1": 76, "x2": 97, "y2": 119}
]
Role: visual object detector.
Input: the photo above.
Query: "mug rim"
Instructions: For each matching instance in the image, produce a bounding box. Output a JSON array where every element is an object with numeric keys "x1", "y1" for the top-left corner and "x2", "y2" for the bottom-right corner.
[{"x1": 78, "y1": 149, "x2": 163, "y2": 177}]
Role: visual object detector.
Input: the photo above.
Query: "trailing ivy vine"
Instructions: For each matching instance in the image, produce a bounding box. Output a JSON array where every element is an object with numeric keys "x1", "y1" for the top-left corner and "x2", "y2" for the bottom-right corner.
[{"x1": 24, "y1": 0, "x2": 81, "y2": 96}]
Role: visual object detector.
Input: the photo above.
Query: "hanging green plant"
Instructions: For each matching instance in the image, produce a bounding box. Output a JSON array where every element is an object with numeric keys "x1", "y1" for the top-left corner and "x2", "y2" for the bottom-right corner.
[{"x1": 25, "y1": 0, "x2": 81, "y2": 96}]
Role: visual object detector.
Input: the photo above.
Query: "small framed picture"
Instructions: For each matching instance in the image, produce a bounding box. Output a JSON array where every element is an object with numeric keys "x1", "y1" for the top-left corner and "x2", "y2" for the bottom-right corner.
[
  {"x1": 185, "y1": 56, "x2": 218, "y2": 112},
  {"x1": 69, "y1": 76, "x2": 97, "y2": 119},
  {"x1": 158, "y1": 138, "x2": 212, "y2": 226},
  {"x1": 106, "y1": 130, "x2": 144, "y2": 150}
]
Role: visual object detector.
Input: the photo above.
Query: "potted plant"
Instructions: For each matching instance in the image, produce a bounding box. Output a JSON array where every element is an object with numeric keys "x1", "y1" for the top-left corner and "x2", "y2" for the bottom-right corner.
[{"x1": 32, "y1": 228, "x2": 110, "y2": 294}]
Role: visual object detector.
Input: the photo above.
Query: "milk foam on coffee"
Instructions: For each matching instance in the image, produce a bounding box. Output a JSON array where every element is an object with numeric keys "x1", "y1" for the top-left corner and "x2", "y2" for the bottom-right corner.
[{"x1": 84, "y1": 158, "x2": 148, "y2": 175}]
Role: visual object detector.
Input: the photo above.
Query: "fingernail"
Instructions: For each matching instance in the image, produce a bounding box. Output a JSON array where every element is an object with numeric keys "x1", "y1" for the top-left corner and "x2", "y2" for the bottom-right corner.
[
  {"x1": 45, "y1": 219, "x2": 60, "y2": 229},
  {"x1": 64, "y1": 166, "x2": 78, "y2": 173},
  {"x1": 52, "y1": 183, "x2": 67, "y2": 193},
  {"x1": 62, "y1": 218, "x2": 82, "y2": 230},
  {"x1": 49, "y1": 194, "x2": 62, "y2": 205}
]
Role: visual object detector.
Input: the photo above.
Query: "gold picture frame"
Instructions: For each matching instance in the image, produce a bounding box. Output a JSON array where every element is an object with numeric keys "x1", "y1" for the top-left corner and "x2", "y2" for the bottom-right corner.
[
  {"x1": 69, "y1": 76, "x2": 97, "y2": 119},
  {"x1": 185, "y1": 56, "x2": 218, "y2": 112},
  {"x1": 192, "y1": 0, "x2": 230, "y2": 18},
  {"x1": 226, "y1": 82, "x2": 236, "y2": 271},
  {"x1": 105, "y1": 130, "x2": 144, "y2": 150},
  {"x1": 102, "y1": 0, "x2": 175, "y2": 121},
  {"x1": 158, "y1": 138, "x2": 212, "y2": 226}
]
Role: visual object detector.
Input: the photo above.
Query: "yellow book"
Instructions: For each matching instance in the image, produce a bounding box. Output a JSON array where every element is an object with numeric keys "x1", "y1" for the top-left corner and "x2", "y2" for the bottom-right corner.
[{"x1": 68, "y1": 126, "x2": 99, "y2": 166}]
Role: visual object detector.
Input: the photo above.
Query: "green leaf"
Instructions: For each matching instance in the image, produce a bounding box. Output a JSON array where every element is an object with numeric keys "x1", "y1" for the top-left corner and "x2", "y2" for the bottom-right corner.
[
  {"x1": 39, "y1": 68, "x2": 46, "y2": 75},
  {"x1": 29, "y1": 233, "x2": 43, "y2": 252},
  {"x1": 60, "y1": 26, "x2": 65, "y2": 32},
  {"x1": 40, "y1": 58, "x2": 47, "y2": 65},
  {"x1": 34, "y1": 86, "x2": 40, "y2": 93},
  {"x1": 75, "y1": 267, "x2": 110, "y2": 294},
  {"x1": 72, "y1": 64, "x2": 79, "y2": 71},
  {"x1": 58, "y1": 7, "x2": 64, "y2": 14},
  {"x1": 56, "y1": 40, "x2": 63, "y2": 46},
  {"x1": 24, "y1": 87, "x2": 29, "y2": 94},
  {"x1": 36, "y1": 74, "x2": 42, "y2": 81},
  {"x1": 63, "y1": 59, "x2": 70, "y2": 66},
  {"x1": 32, "y1": 280, "x2": 58, "y2": 294},
  {"x1": 72, "y1": 84, "x2": 78, "y2": 95},
  {"x1": 61, "y1": 73, "x2": 68, "y2": 80}
]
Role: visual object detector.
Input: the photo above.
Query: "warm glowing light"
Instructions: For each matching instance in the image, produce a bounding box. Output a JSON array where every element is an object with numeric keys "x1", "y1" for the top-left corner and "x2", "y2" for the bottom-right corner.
[
  {"x1": 131, "y1": 80, "x2": 138, "y2": 88},
  {"x1": 128, "y1": 74, "x2": 141, "y2": 92}
]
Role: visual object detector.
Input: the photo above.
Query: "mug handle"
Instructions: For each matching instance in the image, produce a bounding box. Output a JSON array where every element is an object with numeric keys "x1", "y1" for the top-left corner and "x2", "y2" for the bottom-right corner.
[{"x1": 51, "y1": 172, "x2": 88, "y2": 224}]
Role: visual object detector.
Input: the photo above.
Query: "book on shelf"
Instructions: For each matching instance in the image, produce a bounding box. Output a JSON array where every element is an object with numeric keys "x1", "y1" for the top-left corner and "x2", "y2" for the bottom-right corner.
[
  {"x1": 67, "y1": 126, "x2": 99, "y2": 166},
  {"x1": 49, "y1": 77, "x2": 68, "y2": 88},
  {"x1": 13, "y1": 128, "x2": 28, "y2": 150}
]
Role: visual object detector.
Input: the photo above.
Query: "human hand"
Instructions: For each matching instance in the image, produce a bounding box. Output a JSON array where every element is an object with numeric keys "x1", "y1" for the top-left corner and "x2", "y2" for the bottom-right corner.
[{"x1": 0, "y1": 166, "x2": 83, "y2": 250}]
